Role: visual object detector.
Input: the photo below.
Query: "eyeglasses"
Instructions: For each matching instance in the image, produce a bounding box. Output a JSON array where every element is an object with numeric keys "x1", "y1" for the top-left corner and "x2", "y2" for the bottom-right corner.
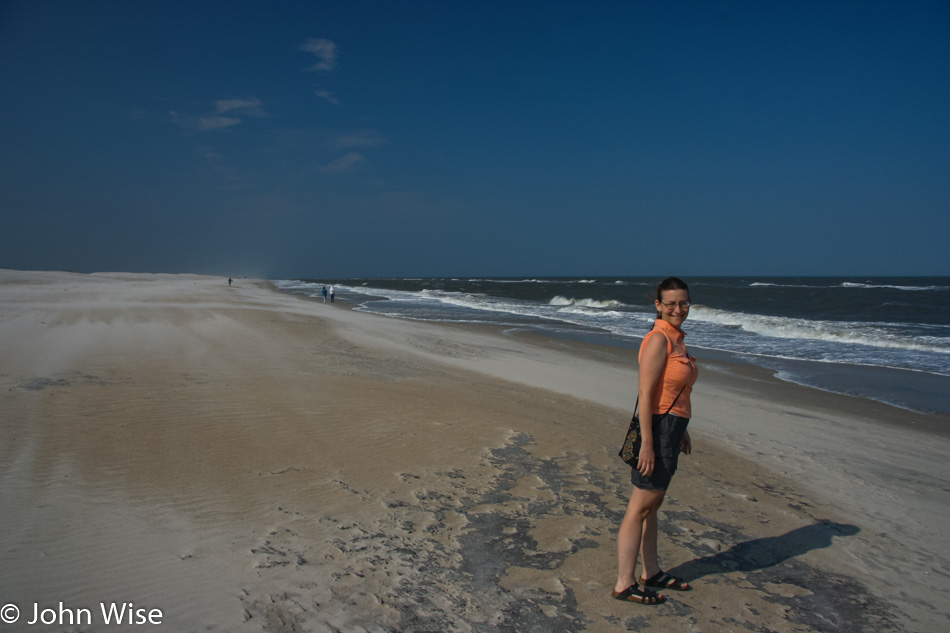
[{"x1": 660, "y1": 301, "x2": 691, "y2": 310}]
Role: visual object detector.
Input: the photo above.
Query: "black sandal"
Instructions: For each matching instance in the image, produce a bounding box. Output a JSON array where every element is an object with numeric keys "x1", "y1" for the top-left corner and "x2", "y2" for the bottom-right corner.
[
  {"x1": 612, "y1": 584, "x2": 666, "y2": 605},
  {"x1": 641, "y1": 571, "x2": 691, "y2": 591}
]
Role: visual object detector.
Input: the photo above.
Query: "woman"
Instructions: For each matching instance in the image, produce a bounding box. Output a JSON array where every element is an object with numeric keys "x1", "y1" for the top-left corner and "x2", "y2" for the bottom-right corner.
[{"x1": 613, "y1": 277, "x2": 698, "y2": 605}]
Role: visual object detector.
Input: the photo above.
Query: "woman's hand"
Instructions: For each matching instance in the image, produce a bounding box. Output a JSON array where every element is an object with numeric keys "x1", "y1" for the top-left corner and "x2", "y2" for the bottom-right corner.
[
  {"x1": 680, "y1": 430, "x2": 692, "y2": 455},
  {"x1": 637, "y1": 445, "x2": 655, "y2": 475}
]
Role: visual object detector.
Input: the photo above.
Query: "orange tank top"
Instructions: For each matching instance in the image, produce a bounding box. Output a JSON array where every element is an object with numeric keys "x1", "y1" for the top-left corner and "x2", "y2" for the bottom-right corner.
[{"x1": 638, "y1": 318, "x2": 698, "y2": 418}]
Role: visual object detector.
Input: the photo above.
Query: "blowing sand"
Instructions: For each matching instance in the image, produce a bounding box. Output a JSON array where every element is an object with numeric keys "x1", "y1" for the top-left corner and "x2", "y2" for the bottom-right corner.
[{"x1": 1, "y1": 270, "x2": 947, "y2": 632}]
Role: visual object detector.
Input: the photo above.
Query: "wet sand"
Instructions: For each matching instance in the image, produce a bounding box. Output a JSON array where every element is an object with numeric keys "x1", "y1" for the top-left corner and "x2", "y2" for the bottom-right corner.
[{"x1": 1, "y1": 269, "x2": 947, "y2": 632}]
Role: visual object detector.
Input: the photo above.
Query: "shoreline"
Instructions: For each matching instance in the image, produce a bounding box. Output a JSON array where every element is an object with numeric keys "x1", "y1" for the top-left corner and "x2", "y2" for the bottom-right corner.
[
  {"x1": 2, "y1": 270, "x2": 948, "y2": 632},
  {"x1": 286, "y1": 280, "x2": 950, "y2": 416},
  {"x1": 502, "y1": 326, "x2": 950, "y2": 437},
  {"x1": 303, "y1": 286, "x2": 949, "y2": 437}
]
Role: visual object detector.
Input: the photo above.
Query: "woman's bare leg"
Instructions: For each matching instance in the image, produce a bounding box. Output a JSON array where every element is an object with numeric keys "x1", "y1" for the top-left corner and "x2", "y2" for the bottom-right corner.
[
  {"x1": 639, "y1": 500, "x2": 664, "y2": 581},
  {"x1": 615, "y1": 486, "x2": 666, "y2": 593}
]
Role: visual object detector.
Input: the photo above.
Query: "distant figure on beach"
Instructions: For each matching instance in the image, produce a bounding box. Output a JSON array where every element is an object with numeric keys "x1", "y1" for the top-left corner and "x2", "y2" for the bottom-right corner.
[
  {"x1": 614, "y1": 277, "x2": 698, "y2": 605},
  {"x1": 228, "y1": 277, "x2": 232, "y2": 286},
  {"x1": 329, "y1": 286, "x2": 335, "y2": 303},
  {"x1": 322, "y1": 286, "x2": 328, "y2": 302}
]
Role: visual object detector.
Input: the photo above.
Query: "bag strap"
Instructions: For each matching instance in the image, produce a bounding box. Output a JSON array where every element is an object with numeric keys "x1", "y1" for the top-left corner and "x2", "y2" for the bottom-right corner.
[
  {"x1": 666, "y1": 384, "x2": 686, "y2": 414},
  {"x1": 631, "y1": 384, "x2": 686, "y2": 421}
]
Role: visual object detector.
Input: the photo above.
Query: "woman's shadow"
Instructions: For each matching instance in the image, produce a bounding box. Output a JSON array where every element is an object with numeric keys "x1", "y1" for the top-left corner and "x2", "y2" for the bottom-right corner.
[{"x1": 668, "y1": 519, "x2": 860, "y2": 581}]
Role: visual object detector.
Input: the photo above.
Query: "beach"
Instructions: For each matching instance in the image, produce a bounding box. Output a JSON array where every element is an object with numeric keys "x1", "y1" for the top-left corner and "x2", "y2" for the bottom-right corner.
[{"x1": 1, "y1": 270, "x2": 948, "y2": 632}]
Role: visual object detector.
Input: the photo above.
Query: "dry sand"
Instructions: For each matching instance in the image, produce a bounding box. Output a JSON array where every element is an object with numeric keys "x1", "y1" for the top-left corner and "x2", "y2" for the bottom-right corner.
[{"x1": 1, "y1": 269, "x2": 947, "y2": 632}]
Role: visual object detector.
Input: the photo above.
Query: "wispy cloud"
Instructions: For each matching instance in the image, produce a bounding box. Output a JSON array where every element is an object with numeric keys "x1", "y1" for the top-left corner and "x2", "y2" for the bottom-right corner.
[
  {"x1": 197, "y1": 116, "x2": 242, "y2": 131},
  {"x1": 317, "y1": 152, "x2": 364, "y2": 174},
  {"x1": 314, "y1": 90, "x2": 341, "y2": 106},
  {"x1": 215, "y1": 98, "x2": 266, "y2": 117},
  {"x1": 300, "y1": 38, "x2": 338, "y2": 72},
  {"x1": 168, "y1": 97, "x2": 265, "y2": 132}
]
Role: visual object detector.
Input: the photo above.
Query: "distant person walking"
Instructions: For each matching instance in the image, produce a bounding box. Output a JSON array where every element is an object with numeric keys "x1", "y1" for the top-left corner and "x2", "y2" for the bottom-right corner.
[
  {"x1": 322, "y1": 286, "x2": 328, "y2": 302},
  {"x1": 614, "y1": 277, "x2": 698, "y2": 605},
  {"x1": 329, "y1": 286, "x2": 336, "y2": 303},
  {"x1": 228, "y1": 277, "x2": 232, "y2": 286}
]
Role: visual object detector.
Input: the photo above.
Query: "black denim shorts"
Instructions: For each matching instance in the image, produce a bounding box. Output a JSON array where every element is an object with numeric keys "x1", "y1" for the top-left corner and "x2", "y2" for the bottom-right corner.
[{"x1": 630, "y1": 413, "x2": 690, "y2": 491}]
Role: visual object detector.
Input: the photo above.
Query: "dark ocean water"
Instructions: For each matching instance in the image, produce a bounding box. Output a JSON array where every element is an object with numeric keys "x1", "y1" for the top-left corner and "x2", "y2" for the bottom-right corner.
[{"x1": 273, "y1": 276, "x2": 950, "y2": 415}]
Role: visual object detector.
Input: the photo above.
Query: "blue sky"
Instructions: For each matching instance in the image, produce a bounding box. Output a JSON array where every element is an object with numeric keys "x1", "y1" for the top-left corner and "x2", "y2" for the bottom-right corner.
[{"x1": 1, "y1": 1, "x2": 948, "y2": 278}]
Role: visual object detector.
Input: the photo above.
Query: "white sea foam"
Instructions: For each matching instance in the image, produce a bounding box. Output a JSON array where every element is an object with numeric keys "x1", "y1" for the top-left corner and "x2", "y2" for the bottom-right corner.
[
  {"x1": 749, "y1": 282, "x2": 815, "y2": 288},
  {"x1": 272, "y1": 275, "x2": 950, "y2": 415},
  {"x1": 558, "y1": 306, "x2": 627, "y2": 318},
  {"x1": 273, "y1": 278, "x2": 950, "y2": 380},
  {"x1": 840, "y1": 282, "x2": 946, "y2": 291},
  {"x1": 272, "y1": 280, "x2": 324, "y2": 291},
  {"x1": 749, "y1": 281, "x2": 946, "y2": 291},
  {"x1": 291, "y1": 282, "x2": 949, "y2": 358},
  {"x1": 548, "y1": 296, "x2": 625, "y2": 309},
  {"x1": 473, "y1": 278, "x2": 603, "y2": 284},
  {"x1": 688, "y1": 306, "x2": 950, "y2": 354},
  {"x1": 483, "y1": 278, "x2": 554, "y2": 284}
]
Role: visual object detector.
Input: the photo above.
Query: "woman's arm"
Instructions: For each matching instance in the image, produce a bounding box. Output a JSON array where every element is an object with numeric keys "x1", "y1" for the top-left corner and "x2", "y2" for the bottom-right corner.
[{"x1": 637, "y1": 333, "x2": 668, "y2": 475}]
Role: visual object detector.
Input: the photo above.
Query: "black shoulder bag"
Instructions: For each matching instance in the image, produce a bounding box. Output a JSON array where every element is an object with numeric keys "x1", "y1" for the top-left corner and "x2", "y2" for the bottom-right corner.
[{"x1": 618, "y1": 386, "x2": 686, "y2": 466}]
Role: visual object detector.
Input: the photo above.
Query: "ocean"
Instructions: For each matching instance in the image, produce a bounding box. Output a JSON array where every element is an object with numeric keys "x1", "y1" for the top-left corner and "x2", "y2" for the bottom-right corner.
[{"x1": 273, "y1": 277, "x2": 950, "y2": 415}]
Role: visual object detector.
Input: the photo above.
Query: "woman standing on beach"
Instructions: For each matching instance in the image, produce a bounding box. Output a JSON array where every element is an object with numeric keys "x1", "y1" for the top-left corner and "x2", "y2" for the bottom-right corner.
[{"x1": 614, "y1": 277, "x2": 698, "y2": 605}]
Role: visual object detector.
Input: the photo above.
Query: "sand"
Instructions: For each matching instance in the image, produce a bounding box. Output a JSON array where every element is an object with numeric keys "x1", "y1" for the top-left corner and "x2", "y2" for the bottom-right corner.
[{"x1": 1, "y1": 269, "x2": 947, "y2": 633}]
